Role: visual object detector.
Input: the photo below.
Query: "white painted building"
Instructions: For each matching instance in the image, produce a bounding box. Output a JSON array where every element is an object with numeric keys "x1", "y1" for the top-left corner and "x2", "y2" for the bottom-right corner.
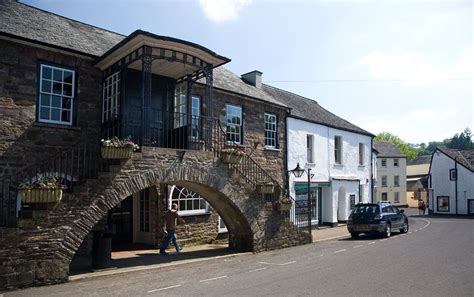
[
  {"x1": 263, "y1": 85, "x2": 374, "y2": 226},
  {"x1": 428, "y1": 148, "x2": 474, "y2": 215},
  {"x1": 373, "y1": 141, "x2": 407, "y2": 206}
]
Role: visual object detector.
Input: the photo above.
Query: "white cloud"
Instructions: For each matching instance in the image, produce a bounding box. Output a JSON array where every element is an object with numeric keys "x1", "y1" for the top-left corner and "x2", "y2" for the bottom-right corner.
[
  {"x1": 359, "y1": 49, "x2": 473, "y2": 85},
  {"x1": 199, "y1": 0, "x2": 252, "y2": 23}
]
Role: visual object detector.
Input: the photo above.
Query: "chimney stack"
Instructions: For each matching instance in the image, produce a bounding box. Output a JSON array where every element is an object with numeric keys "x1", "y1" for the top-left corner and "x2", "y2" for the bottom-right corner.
[{"x1": 241, "y1": 70, "x2": 262, "y2": 88}]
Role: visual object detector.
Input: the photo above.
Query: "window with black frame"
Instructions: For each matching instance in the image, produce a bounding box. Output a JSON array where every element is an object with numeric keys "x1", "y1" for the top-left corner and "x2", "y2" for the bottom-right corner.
[{"x1": 437, "y1": 196, "x2": 450, "y2": 212}]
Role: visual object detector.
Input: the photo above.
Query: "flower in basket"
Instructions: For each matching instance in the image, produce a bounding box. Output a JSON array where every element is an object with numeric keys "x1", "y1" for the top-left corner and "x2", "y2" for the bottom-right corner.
[
  {"x1": 18, "y1": 175, "x2": 67, "y2": 190},
  {"x1": 101, "y1": 136, "x2": 139, "y2": 151},
  {"x1": 221, "y1": 147, "x2": 245, "y2": 156},
  {"x1": 279, "y1": 196, "x2": 293, "y2": 205}
]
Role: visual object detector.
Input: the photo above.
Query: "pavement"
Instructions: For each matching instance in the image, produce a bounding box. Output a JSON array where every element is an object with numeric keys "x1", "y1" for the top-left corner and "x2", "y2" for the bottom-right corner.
[
  {"x1": 69, "y1": 208, "x2": 430, "y2": 283},
  {"x1": 69, "y1": 225, "x2": 352, "y2": 282}
]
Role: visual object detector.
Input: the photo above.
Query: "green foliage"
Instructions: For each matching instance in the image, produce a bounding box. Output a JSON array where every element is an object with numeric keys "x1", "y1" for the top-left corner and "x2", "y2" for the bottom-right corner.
[
  {"x1": 385, "y1": 128, "x2": 473, "y2": 159},
  {"x1": 375, "y1": 132, "x2": 417, "y2": 160}
]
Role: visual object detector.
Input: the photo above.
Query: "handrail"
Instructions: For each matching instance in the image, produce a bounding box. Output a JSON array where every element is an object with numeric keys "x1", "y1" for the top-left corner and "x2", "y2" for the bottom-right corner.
[
  {"x1": 213, "y1": 120, "x2": 310, "y2": 230},
  {"x1": 0, "y1": 143, "x2": 103, "y2": 227}
]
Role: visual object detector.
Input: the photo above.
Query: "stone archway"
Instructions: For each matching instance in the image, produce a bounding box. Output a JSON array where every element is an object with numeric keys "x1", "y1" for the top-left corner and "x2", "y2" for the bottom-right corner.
[{"x1": 0, "y1": 148, "x2": 309, "y2": 288}]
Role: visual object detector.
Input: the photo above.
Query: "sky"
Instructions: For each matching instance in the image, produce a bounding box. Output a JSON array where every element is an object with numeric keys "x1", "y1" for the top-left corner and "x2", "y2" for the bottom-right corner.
[{"x1": 24, "y1": 0, "x2": 473, "y2": 144}]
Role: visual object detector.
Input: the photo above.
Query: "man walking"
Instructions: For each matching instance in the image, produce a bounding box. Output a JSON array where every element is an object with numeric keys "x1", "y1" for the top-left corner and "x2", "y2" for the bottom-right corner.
[{"x1": 159, "y1": 203, "x2": 185, "y2": 255}]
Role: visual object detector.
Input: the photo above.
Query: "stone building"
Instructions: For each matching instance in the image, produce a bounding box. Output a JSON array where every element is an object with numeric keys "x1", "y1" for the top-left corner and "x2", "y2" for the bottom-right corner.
[{"x1": 0, "y1": 2, "x2": 310, "y2": 289}]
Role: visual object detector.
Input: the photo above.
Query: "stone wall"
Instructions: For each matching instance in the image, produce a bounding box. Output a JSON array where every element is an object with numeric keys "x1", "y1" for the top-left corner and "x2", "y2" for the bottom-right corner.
[
  {"x1": 0, "y1": 147, "x2": 310, "y2": 289},
  {"x1": 0, "y1": 40, "x2": 102, "y2": 177},
  {"x1": 194, "y1": 84, "x2": 288, "y2": 187}
]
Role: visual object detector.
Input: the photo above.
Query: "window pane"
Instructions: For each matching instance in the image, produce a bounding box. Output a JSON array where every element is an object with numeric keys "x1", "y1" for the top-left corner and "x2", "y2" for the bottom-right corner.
[
  {"x1": 186, "y1": 200, "x2": 192, "y2": 210},
  {"x1": 61, "y1": 110, "x2": 70, "y2": 122},
  {"x1": 40, "y1": 94, "x2": 50, "y2": 106},
  {"x1": 63, "y1": 71, "x2": 73, "y2": 84},
  {"x1": 62, "y1": 97, "x2": 71, "y2": 109},
  {"x1": 51, "y1": 96, "x2": 61, "y2": 108},
  {"x1": 52, "y1": 82, "x2": 62, "y2": 95},
  {"x1": 193, "y1": 200, "x2": 200, "y2": 209},
  {"x1": 51, "y1": 108, "x2": 61, "y2": 121},
  {"x1": 63, "y1": 84, "x2": 72, "y2": 96},
  {"x1": 42, "y1": 66, "x2": 52, "y2": 80},
  {"x1": 40, "y1": 107, "x2": 50, "y2": 119},
  {"x1": 179, "y1": 200, "x2": 186, "y2": 211},
  {"x1": 53, "y1": 69, "x2": 62, "y2": 81},
  {"x1": 41, "y1": 79, "x2": 52, "y2": 93}
]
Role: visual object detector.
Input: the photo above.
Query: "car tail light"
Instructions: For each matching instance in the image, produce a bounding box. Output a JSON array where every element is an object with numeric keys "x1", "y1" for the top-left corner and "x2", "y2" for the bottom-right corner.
[{"x1": 374, "y1": 214, "x2": 383, "y2": 220}]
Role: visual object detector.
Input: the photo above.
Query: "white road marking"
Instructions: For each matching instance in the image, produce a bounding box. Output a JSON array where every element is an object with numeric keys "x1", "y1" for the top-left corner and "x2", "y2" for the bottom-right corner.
[
  {"x1": 258, "y1": 261, "x2": 296, "y2": 266},
  {"x1": 248, "y1": 267, "x2": 267, "y2": 273},
  {"x1": 148, "y1": 285, "x2": 181, "y2": 293},
  {"x1": 381, "y1": 239, "x2": 388, "y2": 241},
  {"x1": 200, "y1": 275, "x2": 228, "y2": 282},
  {"x1": 309, "y1": 254, "x2": 324, "y2": 259},
  {"x1": 353, "y1": 245, "x2": 364, "y2": 248},
  {"x1": 224, "y1": 259, "x2": 233, "y2": 262},
  {"x1": 400, "y1": 234, "x2": 407, "y2": 236},
  {"x1": 414, "y1": 230, "x2": 418, "y2": 232},
  {"x1": 368, "y1": 242, "x2": 376, "y2": 245},
  {"x1": 408, "y1": 231, "x2": 413, "y2": 234},
  {"x1": 334, "y1": 249, "x2": 346, "y2": 253}
]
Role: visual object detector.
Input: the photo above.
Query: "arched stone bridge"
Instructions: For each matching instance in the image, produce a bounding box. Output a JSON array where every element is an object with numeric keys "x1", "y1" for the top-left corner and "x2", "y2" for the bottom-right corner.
[{"x1": 0, "y1": 147, "x2": 310, "y2": 288}]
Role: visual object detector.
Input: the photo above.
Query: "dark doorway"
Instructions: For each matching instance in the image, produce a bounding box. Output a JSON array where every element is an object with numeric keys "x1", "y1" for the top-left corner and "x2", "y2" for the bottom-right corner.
[{"x1": 111, "y1": 196, "x2": 133, "y2": 250}]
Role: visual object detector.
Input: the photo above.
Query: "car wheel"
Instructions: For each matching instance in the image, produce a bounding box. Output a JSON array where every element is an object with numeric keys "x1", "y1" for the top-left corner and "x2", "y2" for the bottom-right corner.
[
  {"x1": 400, "y1": 220, "x2": 409, "y2": 233},
  {"x1": 383, "y1": 223, "x2": 391, "y2": 238},
  {"x1": 350, "y1": 232, "x2": 359, "y2": 239}
]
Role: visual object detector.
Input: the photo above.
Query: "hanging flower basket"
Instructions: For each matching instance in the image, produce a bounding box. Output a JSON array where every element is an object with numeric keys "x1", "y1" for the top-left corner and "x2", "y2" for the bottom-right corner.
[
  {"x1": 18, "y1": 175, "x2": 66, "y2": 203},
  {"x1": 277, "y1": 202, "x2": 292, "y2": 212},
  {"x1": 221, "y1": 148, "x2": 244, "y2": 164},
  {"x1": 256, "y1": 184, "x2": 275, "y2": 194},
  {"x1": 101, "y1": 136, "x2": 139, "y2": 159},
  {"x1": 19, "y1": 189, "x2": 63, "y2": 203},
  {"x1": 101, "y1": 146, "x2": 133, "y2": 159}
]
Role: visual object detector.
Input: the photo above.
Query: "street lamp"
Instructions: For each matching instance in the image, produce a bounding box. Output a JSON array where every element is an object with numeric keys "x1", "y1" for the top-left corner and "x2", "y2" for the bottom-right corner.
[{"x1": 289, "y1": 162, "x2": 313, "y2": 243}]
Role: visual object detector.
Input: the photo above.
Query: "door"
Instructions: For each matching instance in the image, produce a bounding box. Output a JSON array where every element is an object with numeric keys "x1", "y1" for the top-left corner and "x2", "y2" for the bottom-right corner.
[{"x1": 111, "y1": 196, "x2": 133, "y2": 246}]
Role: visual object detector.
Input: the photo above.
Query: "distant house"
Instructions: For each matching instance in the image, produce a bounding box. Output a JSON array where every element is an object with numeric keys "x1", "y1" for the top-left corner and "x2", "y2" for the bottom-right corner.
[
  {"x1": 428, "y1": 148, "x2": 474, "y2": 215},
  {"x1": 373, "y1": 141, "x2": 407, "y2": 206},
  {"x1": 406, "y1": 155, "x2": 431, "y2": 208},
  {"x1": 263, "y1": 85, "x2": 374, "y2": 226}
]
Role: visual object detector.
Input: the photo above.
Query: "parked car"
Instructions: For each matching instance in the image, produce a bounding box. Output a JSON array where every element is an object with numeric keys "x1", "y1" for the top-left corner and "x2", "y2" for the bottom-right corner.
[{"x1": 347, "y1": 202, "x2": 409, "y2": 239}]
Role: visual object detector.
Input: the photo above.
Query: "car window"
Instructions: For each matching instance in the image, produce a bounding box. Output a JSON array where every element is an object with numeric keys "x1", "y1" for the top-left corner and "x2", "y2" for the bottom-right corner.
[
  {"x1": 392, "y1": 206, "x2": 400, "y2": 213},
  {"x1": 353, "y1": 205, "x2": 379, "y2": 214},
  {"x1": 382, "y1": 205, "x2": 394, "y2": 213}
]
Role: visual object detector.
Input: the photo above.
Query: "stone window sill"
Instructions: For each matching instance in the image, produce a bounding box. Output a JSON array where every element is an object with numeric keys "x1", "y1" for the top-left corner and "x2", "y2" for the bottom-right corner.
[
  {"x1": 33, "y1": 122, "x2": 81, "y2": 131},
  {"x1": 179, "y1": 211, "x2": 211, "y2": 217},
  {"x1": 264, "y1": 147, "x2": 281, "y2": 152}
]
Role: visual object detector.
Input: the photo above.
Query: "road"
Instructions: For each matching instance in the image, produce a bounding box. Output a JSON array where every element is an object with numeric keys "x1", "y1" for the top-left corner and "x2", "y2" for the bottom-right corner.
[{"x1": 4, "y1": 214, "x2": 473, "y2": 297}]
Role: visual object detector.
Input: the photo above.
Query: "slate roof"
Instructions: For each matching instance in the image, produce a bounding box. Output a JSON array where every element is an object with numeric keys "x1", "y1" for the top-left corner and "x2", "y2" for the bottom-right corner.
[
  {"x1": 0, "y1": 1, "x2": 125, "y2": 57},
  {"x1": 438, "y1": 148, "x2": 474, "y2": 172},
  {"x1": 373, "y1": 141, "x2": 406, "y2": 158},
  {"x1": 262, "y1": 84, "x2": 373, "y2": 136},
  {"x1": 407, "y1": 155, "x2": 432, "y2": 165},
  {"x1": 199, "y1": 67, "x2": 288, "y2": 108}
]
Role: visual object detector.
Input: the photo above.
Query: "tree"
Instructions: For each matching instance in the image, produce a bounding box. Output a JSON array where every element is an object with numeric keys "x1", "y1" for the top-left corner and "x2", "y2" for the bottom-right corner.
[
  {"x1": 447, "y1": 128, "x2": 473, "y2": 150},
  {"x1": 375, "y1": 132, "x2": 418, "y2": 160}
]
